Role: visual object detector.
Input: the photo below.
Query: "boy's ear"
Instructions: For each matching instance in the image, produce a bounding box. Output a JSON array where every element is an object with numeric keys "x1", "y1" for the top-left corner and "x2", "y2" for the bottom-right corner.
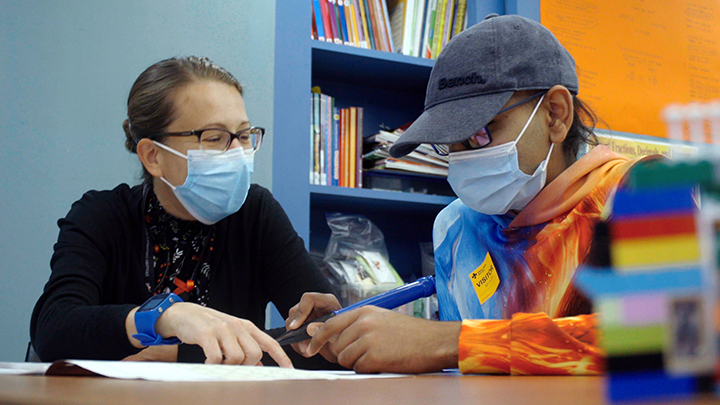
[{"x1": 544, "y1": 85, "x2": 574, "y2": 144}]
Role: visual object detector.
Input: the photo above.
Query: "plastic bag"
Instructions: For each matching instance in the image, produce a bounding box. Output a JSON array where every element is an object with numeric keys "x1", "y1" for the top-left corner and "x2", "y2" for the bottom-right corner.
[{"x1": 323, "y1": 213, "x2": 403, "y2": 290}]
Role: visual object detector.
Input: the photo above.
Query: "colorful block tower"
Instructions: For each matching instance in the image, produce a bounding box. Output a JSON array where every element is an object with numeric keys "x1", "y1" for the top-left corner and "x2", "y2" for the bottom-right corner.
[{"x1": 575, "y1": 159, "x2": 719, "y2": 402}]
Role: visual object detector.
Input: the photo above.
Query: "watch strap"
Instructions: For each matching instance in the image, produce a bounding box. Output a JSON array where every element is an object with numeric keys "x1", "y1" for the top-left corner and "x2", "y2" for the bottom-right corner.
[{"x1": 132, "y1": 292, "x2": 183, "y2": 346}]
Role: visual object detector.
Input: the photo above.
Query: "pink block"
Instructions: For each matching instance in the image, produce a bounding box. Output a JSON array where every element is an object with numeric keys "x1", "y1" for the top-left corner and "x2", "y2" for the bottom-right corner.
[{"x1": 622, "y1": 294, "x2": 667, "y2": 325}]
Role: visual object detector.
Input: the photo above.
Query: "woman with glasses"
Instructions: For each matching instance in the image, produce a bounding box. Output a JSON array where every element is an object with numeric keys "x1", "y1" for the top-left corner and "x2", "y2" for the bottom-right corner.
[
  {"x1": 31, "y1": 56, "x2": 335, "y2": 367},
  {"x1": 289, "y1": 15, "x2": 658, "y2": 375}
]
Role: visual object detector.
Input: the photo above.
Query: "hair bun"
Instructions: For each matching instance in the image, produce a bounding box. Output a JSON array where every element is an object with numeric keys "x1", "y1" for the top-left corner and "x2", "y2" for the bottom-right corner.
[{"x1": 122, "y1": 118, "x2": 137, "y2": 153}]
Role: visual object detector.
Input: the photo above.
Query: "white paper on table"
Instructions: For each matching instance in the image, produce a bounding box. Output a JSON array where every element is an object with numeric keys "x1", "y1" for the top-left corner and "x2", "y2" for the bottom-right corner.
[
  {"x1": 52, "y1": 360, "x2": 406, "y2": 382},
  {"x1": 0, "y1": 362, "x2": 51, "y2": 375}
]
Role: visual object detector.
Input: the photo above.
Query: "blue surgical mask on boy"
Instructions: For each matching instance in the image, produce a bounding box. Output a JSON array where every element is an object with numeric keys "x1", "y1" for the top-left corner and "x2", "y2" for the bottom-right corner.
[
  {"x1": 447, "y1": 95, "x2": 551, "y2": 215},
  {"x1": 153, "y1": 141, "x2": 254, "y2": 224}
]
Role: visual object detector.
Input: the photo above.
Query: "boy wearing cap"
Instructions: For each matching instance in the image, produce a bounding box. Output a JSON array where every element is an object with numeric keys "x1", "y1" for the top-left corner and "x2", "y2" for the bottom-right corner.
[{"x1": 289, "y1": 14, "x2": 647, "y2": 375}]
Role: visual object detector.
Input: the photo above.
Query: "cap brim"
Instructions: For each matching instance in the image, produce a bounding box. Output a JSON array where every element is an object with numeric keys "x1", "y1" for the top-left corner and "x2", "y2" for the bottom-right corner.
[{"x1": 389, "y1": 91, "x2": 514, "y2": 158}]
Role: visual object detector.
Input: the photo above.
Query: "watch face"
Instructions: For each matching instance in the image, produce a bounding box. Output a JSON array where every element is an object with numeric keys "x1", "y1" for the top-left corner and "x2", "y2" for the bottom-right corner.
[{"x1": 139, "y1": 294, "x2": 168, "y2": 311}]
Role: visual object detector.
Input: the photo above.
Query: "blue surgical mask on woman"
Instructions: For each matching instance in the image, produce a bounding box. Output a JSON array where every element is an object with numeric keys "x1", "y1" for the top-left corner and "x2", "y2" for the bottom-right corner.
[
  {"x1": 153, "y1": 142, "x2": 254, "y2": 224},
  {"x1": 447, "y1": 94, "x2": 552, "y2": 215}
]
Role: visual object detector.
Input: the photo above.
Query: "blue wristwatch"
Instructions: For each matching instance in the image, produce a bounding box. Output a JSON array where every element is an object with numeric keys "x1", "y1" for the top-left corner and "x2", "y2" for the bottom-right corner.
[{"x1": 132, "y1": 292, "x2": 183, "y2": 346}]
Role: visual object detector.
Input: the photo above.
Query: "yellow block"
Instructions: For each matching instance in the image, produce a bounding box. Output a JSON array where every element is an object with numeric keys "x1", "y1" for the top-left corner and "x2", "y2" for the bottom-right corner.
[{"x1": 611, "y1": 234, "x2": 699, "y2": 269}]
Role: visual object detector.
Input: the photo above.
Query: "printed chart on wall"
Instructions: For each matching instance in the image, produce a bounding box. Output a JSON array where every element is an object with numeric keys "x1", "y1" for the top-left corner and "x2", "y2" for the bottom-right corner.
[{"x1": 541, "y1": 0, "x2": 720, "y2": 139}]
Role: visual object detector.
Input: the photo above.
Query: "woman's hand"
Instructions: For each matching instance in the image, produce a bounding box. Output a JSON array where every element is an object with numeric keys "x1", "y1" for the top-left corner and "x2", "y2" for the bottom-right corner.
[
  {"x1": 285, "y1": 292, "x2": 342, "y2": 363},
  {"x1": 127, "y1": 303, "x2": 292, "y2": 367},
  {"x1": 301, "y1": 306, "x2": 461, "y2": 374},
  {"x1": 122, "y1": 345, "x2": 178, "y2": 362}
]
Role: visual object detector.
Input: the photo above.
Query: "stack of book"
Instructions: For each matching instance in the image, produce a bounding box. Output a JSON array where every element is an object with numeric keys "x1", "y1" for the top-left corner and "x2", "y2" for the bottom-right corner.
[
  {"x1": 363, "y1": 126, "x2": 448, "y2": 177},
  {"x1": 311, "y1": 0, "x2": 467, "y2": 59},
  {"x1": 312, "y1": 0, "x2": 395, "y2": 53},
  {"x1": 311, "y1": 88, "x2": 364, "y2": 187}
]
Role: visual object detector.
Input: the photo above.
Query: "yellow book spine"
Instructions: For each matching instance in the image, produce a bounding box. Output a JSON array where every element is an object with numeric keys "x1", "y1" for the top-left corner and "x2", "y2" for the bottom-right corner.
[
  {"x1": 349, "y1": 107, "x2": 357, "y2": 187},
  {"x1": 453, "y1": 0, "x2": 466, "y2": 36},
  {"x1": 357, "y1": 0, "x2": 372, "y2": 50},
  {"x1": 347, "y1": 0, "x2": 360, "y2": 47},
  {"x1": 432, "y1": 0, "x2": 447, "y2": 58}
]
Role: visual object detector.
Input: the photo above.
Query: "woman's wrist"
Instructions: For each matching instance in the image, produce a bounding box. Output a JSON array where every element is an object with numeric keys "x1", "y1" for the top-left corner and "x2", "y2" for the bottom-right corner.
[{"x1": 126, "y1": 307, "x2": 143, "y2": 348}]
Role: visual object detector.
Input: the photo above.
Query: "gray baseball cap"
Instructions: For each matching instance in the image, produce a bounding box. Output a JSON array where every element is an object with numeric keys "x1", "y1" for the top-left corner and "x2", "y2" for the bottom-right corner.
[{"x1": 389, "y1": 14, "x2": 579, "y2": 158}]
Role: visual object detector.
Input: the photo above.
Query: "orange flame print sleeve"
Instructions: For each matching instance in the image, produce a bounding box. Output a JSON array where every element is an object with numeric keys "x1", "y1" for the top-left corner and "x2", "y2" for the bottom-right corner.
[
  {"x1": 458, "y1": 320, "x2": 511, "y2": 374},
  {"x1": 459, "y1": 313, "x2": 604, "y2": 375}
]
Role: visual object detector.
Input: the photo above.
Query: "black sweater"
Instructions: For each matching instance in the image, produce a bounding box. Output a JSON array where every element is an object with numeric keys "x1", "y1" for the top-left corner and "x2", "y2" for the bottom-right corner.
[{"x1": 31, "y1": 183, "x2": 332, "y2": 362}]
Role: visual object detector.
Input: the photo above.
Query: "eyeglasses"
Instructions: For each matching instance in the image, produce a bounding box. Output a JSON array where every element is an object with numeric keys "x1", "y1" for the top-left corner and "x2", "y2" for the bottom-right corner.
[
  {"x1": 432, "y1": 127, "x2": 492, "y2": 156},
  {"x1": 152, "y1": 126, "x2": 264, "y2": 153},
  {"x1": 430, "y1": 91, "x2": 546, "y2": 156}
]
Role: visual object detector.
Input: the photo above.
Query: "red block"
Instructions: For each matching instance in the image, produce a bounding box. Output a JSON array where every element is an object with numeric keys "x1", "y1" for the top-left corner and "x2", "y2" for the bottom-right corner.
[{"x1": 610, "y1": 212, "x2": 696, "y2": 240}]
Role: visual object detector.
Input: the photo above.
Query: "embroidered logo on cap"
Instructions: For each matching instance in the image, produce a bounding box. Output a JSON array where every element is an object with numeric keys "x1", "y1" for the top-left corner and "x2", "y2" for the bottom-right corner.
[{"x1": 438, "y1": 72, "x2": 486, "y2": 90}]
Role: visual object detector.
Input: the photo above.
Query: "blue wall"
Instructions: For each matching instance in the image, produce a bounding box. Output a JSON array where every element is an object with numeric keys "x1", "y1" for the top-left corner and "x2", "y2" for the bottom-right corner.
[{"x1": 0, "y1": 0, "x2": 276, "y2": 361}]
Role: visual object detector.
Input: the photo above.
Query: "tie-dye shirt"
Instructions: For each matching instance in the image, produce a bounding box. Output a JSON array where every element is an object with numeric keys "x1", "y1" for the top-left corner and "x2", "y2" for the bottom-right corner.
[{"x1": 434, "y1": 145, "x2": 643, "y2": 375}]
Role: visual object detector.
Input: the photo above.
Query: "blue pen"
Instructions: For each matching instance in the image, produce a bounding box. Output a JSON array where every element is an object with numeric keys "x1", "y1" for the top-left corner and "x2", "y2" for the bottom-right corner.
[{"x1": 275, "y1": 275, "x2": 436, "y2": 345}]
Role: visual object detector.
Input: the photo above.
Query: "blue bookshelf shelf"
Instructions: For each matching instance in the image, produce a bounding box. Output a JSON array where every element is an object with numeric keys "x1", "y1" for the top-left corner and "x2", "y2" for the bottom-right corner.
[
  {"x1": 310, "y1": 184, "x2": 455, "y2": 212},
  {"x1": 312, "y1": 41, "x2": 433, "y2": 91},
  {"x1": 311, "y1": 40, "x2": 435, "y2": 67}
]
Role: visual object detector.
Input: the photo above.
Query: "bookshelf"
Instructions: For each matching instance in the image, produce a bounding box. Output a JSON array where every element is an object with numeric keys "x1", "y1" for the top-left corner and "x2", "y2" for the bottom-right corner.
[{"x1": 272, "y1": 1, "x2": 508, "y2": 280}]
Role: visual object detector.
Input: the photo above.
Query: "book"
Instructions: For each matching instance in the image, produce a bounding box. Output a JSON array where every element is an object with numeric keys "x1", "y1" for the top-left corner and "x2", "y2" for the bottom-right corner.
[
  {"x1": 422, "y1": 0, "x2": 438, "y2": 58},
  {"x1": 337, "y1": 0, "x2": 351, "y2": 45},
  {"x1": 338, "y1": 108, "x2": 346, "y2": 187},
  {"x1": 373, "y1": 0, "x2": 392, "y2": 53},
  {"x1": 453, "y1": 0, "x2": 466, "y2": 36},
  {"x1": 313, "y1": 0, "x2": 326, "y2": 41},
  {"x1": 328, "y1": 0, "x2": 342, "y2": 44},
  {"x1": 320, "y1": 0, "x2": 335, "y2": 43},
  {"x1": 365, "y1": 0, "x2": 380, "y2": 51},
  {"x1": 350, "y1": 0, "x2": 368, "y2": 48},
  {"x1": 358, "y1": 0, "x2": 375, "y2": 50},
  {"x1": 319, "y1": 94, "x2": 328, "y2": 185},
  {"x1": 311, "y1": 93, "x2": 318, "y2": 184},
  {"x1": 312, "y1": 8, "x2": 318, "y2": 40},
  {"x1": 431, "y1": 0, "x2": 446, "y2": 58},
  {"x1": 356, "y1": 107, "x2": 364, "y2": 188},
  {"x1": 313, "y1": 95, "x2": 321, "y2": 185},
  {"x1": 388, "y1": 0, "x2": 405, "y2": 53},
  {"x1": 380, "y1": 0, "x2": 395, "y2": 53},
  {"x1": 412, "y1": 0, "x2": 427, "y2": 57},
  {"x1": 343, "y1": 108, "x2": 351, "y2": 186},
  {"x1": 332, "y1": 107, "x2": 340, "y2": 186},
  {"x1": 375, "y1": 158, "x2": 449, "y2": 176},
  {"x1": 400, "y1": 0, "x2": 414, "y2": 55},
  {"x1": 441, "y1": 0, "x2": 454, "y2": 48},
  {"x1": 349, "y1": 107, "x2": 358, "y2": 187},
  {"x1": 345, "y1": 0, "x2": 359, "y2": 47}
]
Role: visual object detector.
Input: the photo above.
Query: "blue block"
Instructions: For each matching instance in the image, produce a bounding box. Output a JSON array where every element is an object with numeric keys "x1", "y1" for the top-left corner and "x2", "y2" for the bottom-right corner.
[
  {"x1": 574, "y1": 266, "x2": 703, "y2": 298},
  {"x1": 609, "y1": 371, "x2": 696, "y2": 402},
  {"x1": 612, "y1": 185, "x2": 696, "y2": 219}
]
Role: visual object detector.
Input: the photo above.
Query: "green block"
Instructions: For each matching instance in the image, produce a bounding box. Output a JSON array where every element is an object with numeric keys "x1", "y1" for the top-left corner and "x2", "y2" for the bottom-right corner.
[
  {"x1": 627, "y1": 160, "x2": 715, "y2": 190},
  {"x1": 602, "y1": 324, "x2": 667, "y2": 355}
]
